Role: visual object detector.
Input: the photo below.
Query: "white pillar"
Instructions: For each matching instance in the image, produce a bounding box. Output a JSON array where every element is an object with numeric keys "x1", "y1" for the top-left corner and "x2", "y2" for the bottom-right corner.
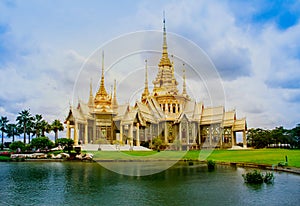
[
  {"x1": 231, "y1": 128, "x2": 235, "y2": 147},
  {"x1": 198, "y1": 125, "x2": 201, "y2": 145},
  {"x1": 144, "y1": 127, "x2": 147, "y2": 142},
  {"x1": 187, "y1": 122, "x2": 190, "y2": 145},
  {"x1": 179, "y1": 123, "x2": 182, "y2": 151},
  {"x1": 120, "y1": 124, "x2": 123, "y2": 143},
  {"x1": 164, "y1": 122, "x2": 168, "y2": 143},
  {"x1": 66, "y1": 121, "x2": 70, "y2": 139},
  {"x1": 84, "y1": 124, "x2": 88, "y2": 144},
  {"x1": 129, "y1": 123, "x2": 133, "y2": 146},
  {"x1": 243, "y1": 130, "x2": 247, "y2": 148},
  {"x1": 136, "y1": 123, "x2": 140, "y2": 146},
  {"x1": 209, "y1": 126, "x2": 212, "y2": 146},
  {"x1": 74, "y1": 122, "x2": 78, "y2": 146},
  {"x1": 192, "y1": 123, "x2": 196, "y2": 143}
]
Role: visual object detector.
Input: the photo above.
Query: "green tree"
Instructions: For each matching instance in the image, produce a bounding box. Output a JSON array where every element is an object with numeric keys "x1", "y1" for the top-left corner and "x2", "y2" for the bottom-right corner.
[
  {"x1": 51, "y1": 119, "x2": 64, "y2": 141},
  {"x1": 55, "y1": 138, "x2": 74, "y2": 153},
  {"x1": 270, "y1": 126, "x2": 288, "y2": 147},
  {"x1": 289, "y1": 124, "x2": 300, "y2": 148},
  {"x1": 26, "y1": 119, "x2": 35, "y2": 144},
  {"x1": 32, "y1": 114, "x2": 43, "y2": 138},
  {"x1": 247, "y1": 128, "x2": 271, "y2": 148},
  {"x1": 151, "y1": 137, "x2": 163, "y2": 151},
  {"x1": 6, "y1": 123, "x2": 20, "y2": 142},
  {"x1": 40, "y1": 120, "x2": 51, "y2": 137},
  {"x1": 10, "y1": 141, "x2": 25, "y2": 152},
  {"x1": 16, "y1": 109, "x2": 33, "y2": 144},
  {"x1": 0, "y1": 116, "x2": 9, "y2": 150},
  {"x1": 31, "y1": 136, "x2": 54, "y2": 151}
]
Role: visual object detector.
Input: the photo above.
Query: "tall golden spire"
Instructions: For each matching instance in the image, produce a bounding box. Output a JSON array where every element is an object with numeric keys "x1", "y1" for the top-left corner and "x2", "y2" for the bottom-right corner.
[
  {"x1": 142, "y1": 60, "x2": 150, "y2": 102},
  {"x1": 94, "y1": 51, "x2": 113, "y2": 111},
  {"x1": 158, "y1": 12, "x2": 171, "y2": 67},
  {"x1": 88, "y1": 78, "x2": 94, "y2": 108},
  {"x1": 98, "y1": 51, "x2": 108, "y2": 96},
  {"x1": 112, "y1": 79, "x2": 118, "y2": 110},
  {"x1": 182, "y1": 63, "x2": 187, "y2": 96}
]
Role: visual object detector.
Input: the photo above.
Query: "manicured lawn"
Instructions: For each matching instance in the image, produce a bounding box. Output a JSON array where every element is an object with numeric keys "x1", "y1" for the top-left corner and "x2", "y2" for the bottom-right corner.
[
  {"x1": 206, "y1": 149, "x2": 300, "y2": 168},
  {"x1": 0, "y1": 156, "x2": 11, "y2": 161},
  {"x1": 91, "y1": 149, "x2": 300, "y2": 168}
]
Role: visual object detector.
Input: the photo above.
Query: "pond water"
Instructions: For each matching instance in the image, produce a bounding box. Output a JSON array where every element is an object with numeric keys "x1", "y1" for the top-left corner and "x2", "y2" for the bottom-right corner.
[{"x1": 0, "y1": 161, "x2": 299, "y2": 206}]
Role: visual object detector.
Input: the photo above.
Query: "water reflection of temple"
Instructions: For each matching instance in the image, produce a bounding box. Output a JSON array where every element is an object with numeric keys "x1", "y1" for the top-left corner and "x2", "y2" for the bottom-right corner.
[{"x1": 65, "y1": 19, "x2": 247, "y2": 150}]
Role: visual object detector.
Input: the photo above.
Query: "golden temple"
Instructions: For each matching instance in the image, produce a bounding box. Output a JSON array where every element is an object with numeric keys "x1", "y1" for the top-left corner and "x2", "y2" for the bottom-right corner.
[{"x1": 65, "y1": 18, "x2": 247, "y2": 150}]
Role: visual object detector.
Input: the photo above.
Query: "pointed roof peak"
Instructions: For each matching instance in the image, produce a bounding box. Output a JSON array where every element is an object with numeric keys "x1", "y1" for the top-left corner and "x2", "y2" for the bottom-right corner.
[
  {"x1": 141, "y1": 59, "x2": 150, "y2": 102},
  {"x1": 159, "y1": 12, "x2": 171, "y2": 67},
  {"x1": 182, "y1": 63, "x2": 187, "y2": 96},
  {"x1": 97, "y1": 51, "x2": 108, "y2": 96},
  {"x1": 88, "y1": 81, "x2": 94, "y2": 108}
]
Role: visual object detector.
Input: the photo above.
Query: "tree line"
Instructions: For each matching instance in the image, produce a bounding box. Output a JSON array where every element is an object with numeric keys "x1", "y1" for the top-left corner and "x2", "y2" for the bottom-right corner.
[
  {"x1": 247, "y1": 124, "x2": 300, "y2": 148},
  {"x1": 0, "y1": 109, "x2": 64, "y2": 150}
]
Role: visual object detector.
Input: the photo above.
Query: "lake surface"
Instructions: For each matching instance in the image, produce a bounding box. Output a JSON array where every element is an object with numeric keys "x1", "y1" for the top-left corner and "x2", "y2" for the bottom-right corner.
[{"x1": 0, "y1": 161, "x2": 299, "y2": 206}]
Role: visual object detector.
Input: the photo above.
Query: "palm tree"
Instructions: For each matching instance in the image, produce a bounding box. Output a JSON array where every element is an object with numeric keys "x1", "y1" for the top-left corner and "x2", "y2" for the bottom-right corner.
[
  {"x1": 40, "y1": 120, "x2": 51, "y2": 137},
  {"x1": 16, "y1": 109, "x2": 33, "y2": 144},
  {"x1": 0, "y1": 116, "x2": 9, "y2": 150},
  {"x1": 32, "y1": 114, "x2": 43, "y2": 138},
  {"x1": 6, "y1": 123, "x2": 20, "y2": 142},
  {"x1": 26, "y1": 120, "x2": 34, "y2": 144},
  {"x1": 51, "y1": 119, "x2": 64, "y2": 141}
]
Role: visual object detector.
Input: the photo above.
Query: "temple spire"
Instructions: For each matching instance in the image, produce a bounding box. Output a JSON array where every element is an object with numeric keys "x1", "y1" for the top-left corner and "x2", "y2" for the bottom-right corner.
[
  {"x1": 94, "y1": 51, "x2": 113, "y2": 111},
  {"x1": 142, "y1": 60, "x2": 150, "y2": 102},
  {"x1": 182, "y1": 63, "x2": 187, "y2": 96},
  {"x1": 159, "y1": 12, "x2": 171, "y2": 67},
  {"x1": 112, "y1": 79, "x2": 118, "y2": 110},
  {"x1": 88, "y1": 78, "x2": 94, "y2": 108},
  {"x1": 98, "y1": 51, "x2": 108, "y2": 96}
]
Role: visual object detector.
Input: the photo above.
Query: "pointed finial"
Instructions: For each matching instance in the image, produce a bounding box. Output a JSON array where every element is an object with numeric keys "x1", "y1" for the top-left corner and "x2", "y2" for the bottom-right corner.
[
  {"x1": 159, "y1": 11, "x2": 171, "y2": 67},
  {"x1": 102, "y1": 51, "x2": 104, "y2": 74},
  {"x1": 142, "y1": 59, "x2": 150, "y2": 102},
  {"x1": 97, "y1": 50, "x2": 108, "y2": 96},
  {"x1": 182, "y1": 63, "x2": 187, "y2": 95},
  {"x1": 88, "y1": 78, "x2": 95, "y2": 108},
  {"x1": 112, "y1": 79, "x2": 118, "y2": 109},
  {"x1": 111, "y1": 85, "x2": 113, "y2": 98},
  {"x1": 145, "y1": 59, "x2": 148, "y2": 87},
  {"x1": 90, "y1": 78, "x2": 93, "y2": 95},
  {"x1": 114, "y1": 79, "x2": 117, "y2": 99},
  {"x1": 163, "y1": 10, "x2": 166, "y2": 32}
]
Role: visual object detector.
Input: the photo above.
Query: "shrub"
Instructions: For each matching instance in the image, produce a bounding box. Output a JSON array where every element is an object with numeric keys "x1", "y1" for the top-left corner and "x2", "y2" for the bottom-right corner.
[
  {"x1": 151, "y1": 137, "x2": 163, "y2": 151},
  {"x1": 55, "y1": 138, "x2": 74, "y2": 153},
  {"x1": 10, "y1": 141, "x2": 25, "y2": 152},
  {"x1": 264, "y1": 172, "x2": 275, "y2": 184},
  {"x1": 31, "y1": 136, "x2": 54, "y2": 151},
  {"x1": 207, "y1": 160, "x2": 216, "y2": 171},
  {"x1": 242, "y1": 170, "x2": 275, "y2": 184}
]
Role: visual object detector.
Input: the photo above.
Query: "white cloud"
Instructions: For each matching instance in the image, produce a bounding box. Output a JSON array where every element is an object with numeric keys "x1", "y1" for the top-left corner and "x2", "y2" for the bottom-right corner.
[{"x1": 0, "y1": 0, "x2": 299, "y2": 130}]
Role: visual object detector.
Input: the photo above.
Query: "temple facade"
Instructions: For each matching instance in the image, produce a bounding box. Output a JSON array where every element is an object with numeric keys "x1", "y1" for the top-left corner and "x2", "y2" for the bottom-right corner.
[{"x1": 65, "y1": 20, "x2": 247, "y2": 149}]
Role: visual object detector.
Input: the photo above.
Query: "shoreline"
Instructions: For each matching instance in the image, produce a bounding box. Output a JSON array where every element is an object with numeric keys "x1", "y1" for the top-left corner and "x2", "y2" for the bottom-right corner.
[{"x1": 3, "y1": 158, "x2": 299, "y2": 175}]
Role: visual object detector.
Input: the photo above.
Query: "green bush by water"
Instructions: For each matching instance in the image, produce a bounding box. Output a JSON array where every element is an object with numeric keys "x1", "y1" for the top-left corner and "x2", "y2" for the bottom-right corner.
[
  {"x1": 207, "y1": 160, "x2": 216, "y2": 170},
  {"x1": 242, "y1": 170, "x2": 274, "y2": 184}
]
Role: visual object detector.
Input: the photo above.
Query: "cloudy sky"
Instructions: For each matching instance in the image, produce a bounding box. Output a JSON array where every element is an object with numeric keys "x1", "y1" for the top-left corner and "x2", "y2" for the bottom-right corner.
[{"x1": 0, "y1": 0, "x2": 300, "y2": 130}]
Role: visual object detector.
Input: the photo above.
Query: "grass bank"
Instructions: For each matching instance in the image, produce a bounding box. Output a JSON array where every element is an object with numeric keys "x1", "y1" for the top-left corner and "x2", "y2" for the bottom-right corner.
[
  {"x1": 91, "y1": 149, "x2": 300, "y2": 168},
  {"x1": 0, "y1": 156, "x2": 11, "y2": 161}
]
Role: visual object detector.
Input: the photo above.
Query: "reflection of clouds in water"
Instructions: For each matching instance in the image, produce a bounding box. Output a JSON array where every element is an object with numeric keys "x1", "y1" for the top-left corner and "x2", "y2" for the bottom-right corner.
[{"x1": 98, "y1": 161, "x2": 179, "y2": 176}]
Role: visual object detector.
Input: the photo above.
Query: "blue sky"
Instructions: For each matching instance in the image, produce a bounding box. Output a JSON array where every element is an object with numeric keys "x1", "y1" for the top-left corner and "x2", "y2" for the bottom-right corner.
[{"x1": 0, "y1": 0, "x2": 300, "y2": 130}]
